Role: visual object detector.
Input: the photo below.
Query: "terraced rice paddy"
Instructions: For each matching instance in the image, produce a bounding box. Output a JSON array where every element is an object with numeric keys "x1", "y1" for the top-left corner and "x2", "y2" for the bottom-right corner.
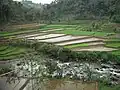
[
  {"x1": 64, "y1": 42, "x2": 105, "y2": 49},
  {"x1": 2, "y1": 24, "x2": 118, "y2": 53},
  {"x1": 55, "y1": 38, "x2": 103, "y2": 46},
  {"x1": 72, "y1": 46, "x2": 117, "y2": 51},
  {"x1": 0, "y1": 45, "x2": 27, "y2": 60},
  {"x1": 39, "y1": 35, "x2": 89, "y2": 43},
  {"x1": 27, "y1": 34, "x2": 66, "y2": 40},
  {"x1": 0, "y1": 24, "x2": 120, "y2": 90},
  {"x1": 17, "y1": 33, "x2": 46, "y2": 38},
  {"x1": 41, "y1": 28, "x2": 63, "y2": 33},
  {"x1": 15, "y1": 30, "x2": 117, "y2": 52}
]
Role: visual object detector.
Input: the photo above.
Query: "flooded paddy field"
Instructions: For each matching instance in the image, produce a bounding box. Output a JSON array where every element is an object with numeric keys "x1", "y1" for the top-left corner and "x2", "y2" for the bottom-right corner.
[
  {"x1": 39, "y1": 35, "x2": 89, "y2": 43},
  {"x1": 55, "y1": 38, "x2": 102, "y2": 46},
  {"x1": 27, "y1": 34, "x2": 66, "y2": 40},
  {"x1": 72, "y1": 46, "x2": 117, "y2": 51}
]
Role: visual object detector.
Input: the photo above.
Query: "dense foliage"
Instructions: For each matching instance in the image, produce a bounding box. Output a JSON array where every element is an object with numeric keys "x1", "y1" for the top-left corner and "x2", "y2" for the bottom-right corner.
[
  {"x1": 0, "y1": 0, "x2": 120, "y2": 24},
  {"x1": 0, "y1": 0, "x2": 42, "y2": 24},
  {"x1": 42, "y1": 0, "x2": 120, "y2": 23}
]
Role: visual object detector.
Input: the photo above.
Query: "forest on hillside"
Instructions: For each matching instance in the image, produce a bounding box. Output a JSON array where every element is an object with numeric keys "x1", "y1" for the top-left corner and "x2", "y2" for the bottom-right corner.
[{"x1": 0, "y1": 0, "x2": 120, "y2": 24}]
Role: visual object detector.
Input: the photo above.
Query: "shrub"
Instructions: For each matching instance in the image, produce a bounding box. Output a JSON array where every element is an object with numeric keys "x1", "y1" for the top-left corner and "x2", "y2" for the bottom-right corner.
[{"x1": 111, "y1": 15, "x2": 120, "y2": 23}]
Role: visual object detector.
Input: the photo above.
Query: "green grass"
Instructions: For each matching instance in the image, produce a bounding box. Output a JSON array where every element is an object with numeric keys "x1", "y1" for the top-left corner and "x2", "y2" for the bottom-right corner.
[
  {"x1": 0, "y1": 25, "x2": 76, "y2": 37},
  {"x1": 0, "y1": 48, "x2": 26, "y2": 56},
  {"x1": 64, "y1": 43, "x2": 89, "y2": 49},
  {"x1": 1, "y1": 21, "x2": 118, "y2": 38},
  {"x1": 40, "y1": 25, "x2": 77, "y2": 30},
  {"x1": 0, "y1": 47, "x2": 17, "y2": 55},
  {"x1": 105, "y1": 39, "x2": 120, "y2": 56},
  {"x1": 0, "y1": 29, "x2": 40, "y2": 37},
  {"x1": 55, "y1": 29, "x2": 115, "y2": 37},
  {"x1": 106, "y1": 39, "x2": 120, "y2": 42},
  {"x1": 106, "y1": 43, "x2": 120, "y2": 48},
  {"x1": 111, "y1": 50, "x2": 120, "y2": 56},
  {"x1": 0, "y1": 54, "x2": 21, "y2": 60},
  {"x1": 0, "y1": 45, "x2": 28, "y2": 60},
  {"x1": 99, "y1": 83, "x2": 120, "y2": 90},
  {"x1": 52, "y1": 20, "x2": 99, "y2": 25},
  {"x1": 0, "y1": 46, "x2": 8, "y2": 51}
]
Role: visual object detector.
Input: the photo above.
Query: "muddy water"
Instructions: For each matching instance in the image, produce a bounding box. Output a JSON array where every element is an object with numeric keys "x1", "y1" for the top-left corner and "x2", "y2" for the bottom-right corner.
[{"x1": 44, "y1": 80, "x2": 97, "y2": 90}]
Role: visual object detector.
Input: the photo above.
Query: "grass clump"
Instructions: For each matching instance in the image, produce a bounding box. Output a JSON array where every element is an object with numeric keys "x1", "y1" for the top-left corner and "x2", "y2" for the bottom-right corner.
[
  {"x1": 99, "y1": 83, "x2": 120, "y2": 90},
  {"x1": 106, "y1": 43, "x2": 120, "y2": 48},
  {"x1": 64, "y1": 43, "x2": 89, "y2": 49},
  {"x1": 111, "y1": 50, "x2": 120, "y2": 56}
]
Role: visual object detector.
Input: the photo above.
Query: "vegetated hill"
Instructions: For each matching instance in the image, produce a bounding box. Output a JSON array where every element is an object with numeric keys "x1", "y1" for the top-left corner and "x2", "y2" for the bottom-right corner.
[
  {"x1": 0, "y1": 0, "x2": 43, "y2": 24},
  {"x1": 41, "y1": 0, "x2": 120, "y2": 22},
  {"x1": 0, "y1": 0, "x2": 120, "y2": 25}
]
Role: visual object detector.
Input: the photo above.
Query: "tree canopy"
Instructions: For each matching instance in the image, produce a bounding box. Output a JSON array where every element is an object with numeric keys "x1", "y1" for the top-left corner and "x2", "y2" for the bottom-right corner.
[{"x1": 0, "y1": 0, "x2": 120, "y2": 24}]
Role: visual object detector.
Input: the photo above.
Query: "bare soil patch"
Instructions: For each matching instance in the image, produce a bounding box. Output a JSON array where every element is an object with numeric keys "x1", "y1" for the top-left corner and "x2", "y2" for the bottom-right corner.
[{"x1": 45, "y1": 80, "x2": 97, "y2": 90}]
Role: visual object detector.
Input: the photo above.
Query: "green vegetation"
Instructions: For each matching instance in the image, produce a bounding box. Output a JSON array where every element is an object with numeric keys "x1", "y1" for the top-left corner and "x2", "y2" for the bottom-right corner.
[
  {"x1": 0, "y1": 0, "x2": 120, "y2": 89},
  {"x1": 106, "y1": 43, "x2": 120, "y2": 48},
  {"x1": 0, "y1": 29, "x2": 39, "y2": 37},
  {"x1": 106, "y1": 40, "x2": 120, "y2": 48},
  {"x1": 0, "y1": 46, "x2": 8, "y2": 51},
  {"x1": 99, "y1": 83, "x2": 120, "y2": 90},
  {"x1": 18, "y1": 41, "x2": 119, "y2": 63},
  {"x1": 65, "y1": 43, "x2": 89, "y2": 49},
  {"x1": 0, "y1": 45, "x2": 28, "y2": 60},
  {"x1": 41, "y1": 25, "x2": 77, "y2": 29},
  {"x1": 111, "y1": 50, "x2": 120, "y2": 56},
  {"x1": 1, "y1": 0, "x2": 120, "y2": 24},
  {"x1": 0, "y1": 24, "x2": 76, "y2": 37},
  {"x1": 55, "y1": 29, "x2": 115, "y2": 37},
  {"x1": 105, "y1": 39, "x2": 120, "y2": 56}
]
